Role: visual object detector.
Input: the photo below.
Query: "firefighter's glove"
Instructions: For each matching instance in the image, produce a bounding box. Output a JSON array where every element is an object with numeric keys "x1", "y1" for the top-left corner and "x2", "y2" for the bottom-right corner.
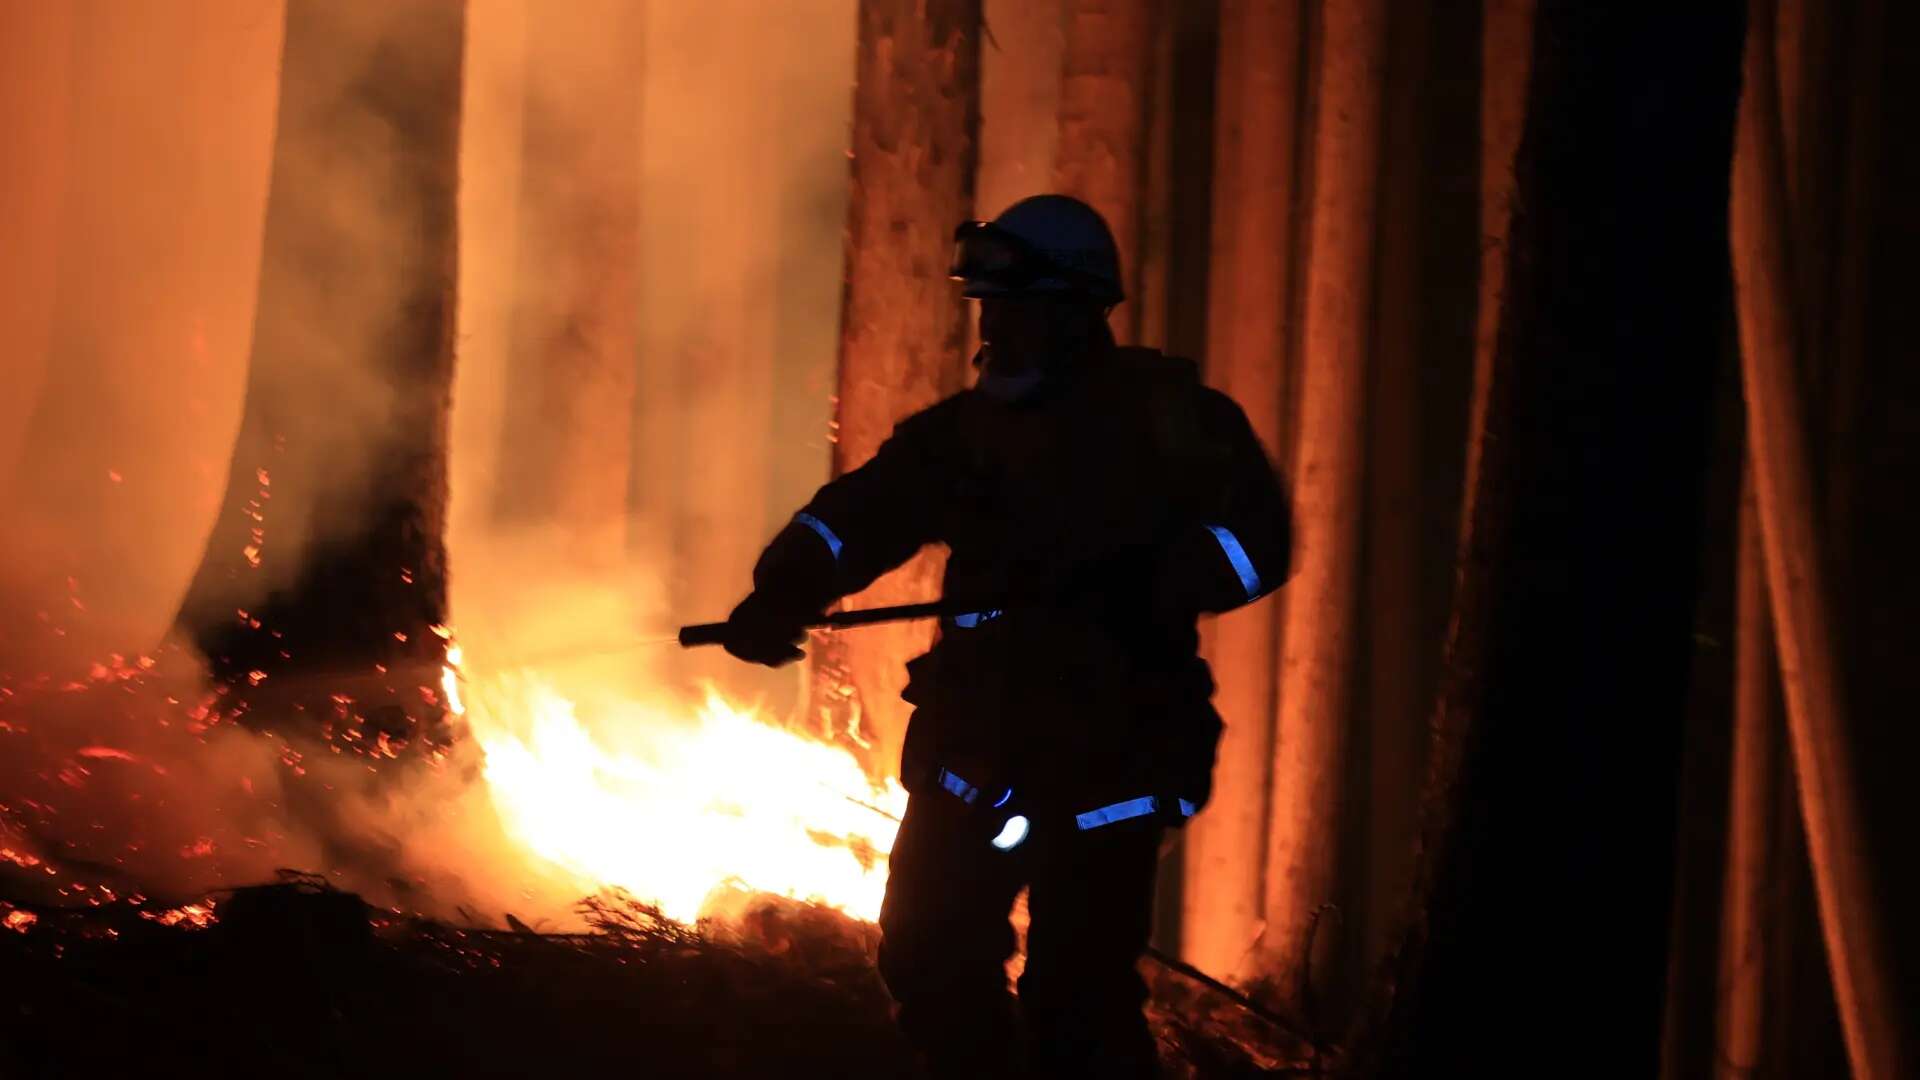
[{"x1": 721, "y1": 591, "x2": 810, "y2": 668}]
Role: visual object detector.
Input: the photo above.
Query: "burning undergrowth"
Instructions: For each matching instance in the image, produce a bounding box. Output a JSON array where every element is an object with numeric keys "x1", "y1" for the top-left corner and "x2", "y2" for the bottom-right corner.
[{"x1": 0, "y1": 621, "x2": 907, "y2": 933}]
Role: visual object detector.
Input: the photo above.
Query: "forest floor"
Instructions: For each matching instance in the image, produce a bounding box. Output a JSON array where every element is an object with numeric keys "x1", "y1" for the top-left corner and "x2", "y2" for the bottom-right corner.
[{"x1": 0, "y1": 876, "x2": 1314, "y2": 1078}]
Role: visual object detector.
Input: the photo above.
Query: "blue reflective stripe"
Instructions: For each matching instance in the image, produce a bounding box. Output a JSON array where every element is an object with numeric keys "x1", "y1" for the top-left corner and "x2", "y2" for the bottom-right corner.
[
  {"x1": 951, "y1": 609, "x2": 1003, "y2": 629},
  {"x1": 1076, "y1": 795, "x2": 1200, "y2": 830},
  {"x1": 991, "y1": 788, "x2": 1013, "y2": 809},
  {"x1": 938, "y1": 768, "x2": 980, "y2": 805},
  {"x1": 1205, "y1": 524, "x2": 1263, "y2": 602},
  {"x1": 794, "y1": 513, "x2": 844, "y2": 561},
  {"x1": 1076, "y1": 795, "x2": 1161, "y2": 830}
]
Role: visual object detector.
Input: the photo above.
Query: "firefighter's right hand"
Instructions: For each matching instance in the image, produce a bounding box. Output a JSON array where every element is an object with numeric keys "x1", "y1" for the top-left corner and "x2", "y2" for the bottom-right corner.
[{"x1": 720, "y1": 591, "x2": 809, "y2": 667}]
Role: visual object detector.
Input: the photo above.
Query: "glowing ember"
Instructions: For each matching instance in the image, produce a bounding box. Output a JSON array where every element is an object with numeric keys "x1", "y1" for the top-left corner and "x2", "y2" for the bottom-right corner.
[
  {"x1": 464, "y1": 675, "x2": 905, "y2": 924},
  {"x1": 3, "y1": 908, "x2": 36, "y2": 933},
  {"x1": 143, "y1": 901, "x2": 216, "y2": 930}
]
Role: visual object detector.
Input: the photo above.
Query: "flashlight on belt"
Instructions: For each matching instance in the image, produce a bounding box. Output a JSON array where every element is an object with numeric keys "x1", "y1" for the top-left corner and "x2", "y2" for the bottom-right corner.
[{"x1": 936, "y1": 767, "x2": 1030, "y2": 852}]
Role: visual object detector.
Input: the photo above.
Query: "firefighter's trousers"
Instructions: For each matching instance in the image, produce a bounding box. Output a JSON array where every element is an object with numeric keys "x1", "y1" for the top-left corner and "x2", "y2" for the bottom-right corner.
[{"x1": 877, "y1": 789, "x2": 1163, "y2": 1079}]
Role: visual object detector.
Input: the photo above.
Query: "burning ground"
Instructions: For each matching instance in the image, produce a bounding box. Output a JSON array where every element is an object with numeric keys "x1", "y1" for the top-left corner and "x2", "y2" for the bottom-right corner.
[{"x1": 0, "y1": 636, "x2": 1307, "y2": 1077}]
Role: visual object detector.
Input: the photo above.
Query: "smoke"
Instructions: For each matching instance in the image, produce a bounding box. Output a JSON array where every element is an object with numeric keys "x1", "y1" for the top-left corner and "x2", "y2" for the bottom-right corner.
[
  {"x1": 1, "y1": 0, "x2": 867, "y2": 927},
  {"x1": 451, "y1": 0, "x2": 855, "y2": 713},
  {"x1": 0, "y1": 0, "x2": 282, "y2": 676}
]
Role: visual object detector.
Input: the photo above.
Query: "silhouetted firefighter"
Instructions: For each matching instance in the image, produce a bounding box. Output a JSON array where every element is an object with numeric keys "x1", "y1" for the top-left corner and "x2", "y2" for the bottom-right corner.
[{"x1": 717, "y1": 196, "x2": 1292, "y2": 1078}]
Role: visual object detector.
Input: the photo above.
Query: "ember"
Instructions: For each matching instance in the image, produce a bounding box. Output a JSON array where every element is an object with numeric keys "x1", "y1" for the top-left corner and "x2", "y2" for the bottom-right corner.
[{"x1": 142, "y1": 901, "x2": 216, "y2": 930}]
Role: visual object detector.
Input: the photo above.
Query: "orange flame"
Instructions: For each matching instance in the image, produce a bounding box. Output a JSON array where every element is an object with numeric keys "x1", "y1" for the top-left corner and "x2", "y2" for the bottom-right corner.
[{"x1": 456, "y1": 660, "x2": 905, "y2": 925}]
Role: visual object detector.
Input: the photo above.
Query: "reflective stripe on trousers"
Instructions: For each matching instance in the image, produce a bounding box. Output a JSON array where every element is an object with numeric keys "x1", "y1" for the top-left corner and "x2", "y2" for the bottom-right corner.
[{"x1": 936, "y1": 767, "x2": 1196, "y2": 831}]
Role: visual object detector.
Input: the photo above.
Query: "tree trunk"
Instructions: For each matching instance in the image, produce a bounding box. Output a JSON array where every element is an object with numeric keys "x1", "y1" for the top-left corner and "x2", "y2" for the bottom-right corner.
[
  {"x1": 1357, "y1": 0, "x2": 1457, "y2": 994},
  {"x1": 976, "y1": 0, "x2": 1064, "y2": 222},
  {"x1": 1130, "y1": 1, "x2": 1176, "y2": 353},
  {"x1": 174, "y1": 0, "x2": 465, "y2": 742},
  {"x1": 1259, "y1": 0, "x2": 1386, "y2": 1016},
  {"x1": 2, "y1": 2, "x2": 282, "y2": 672},
  {"x1": 1714, "y1": 470, "x2": 1786, "y2": 1076},
  {"x1": 1363, "y1": 4, "x2": 1743, "y2": 1072},
  {"x1": 1467, "y1": 0, "x2": 1533, "y2": 489},
  {"x1": 819, "y1": 0, "x2": 980, "y2": 773},
  {"x1": 1818, "y1": 0, "x2": 1882, "y2": 604},
  {"x1": 1182, "y1": 0, "x2": 1305, "y2": 982},
  {"x1": 1358, "y1": 0, "x2": 1531, "y2": 1044},
  {"x1": 1052, "y1": 0, "x2": 1158, "y2": 342},
  {"x1": 1730, "y1": 1, "x2": 1909, "y2": 1074},
  {"x1": 492, "y1": 0, "x2": 642, "y2": 572},
  {"x1": 0, "y1": 0, "x2": 73, "y2": 492},
  {"x1": 970, "y1": 0, "x2": 1064, "y2": 367},
  {"x1": 1655, "y1": 358, "x2": 1746, "y2": 1080}
]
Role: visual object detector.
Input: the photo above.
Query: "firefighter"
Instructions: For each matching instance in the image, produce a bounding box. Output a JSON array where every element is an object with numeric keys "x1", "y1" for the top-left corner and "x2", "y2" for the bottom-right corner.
[{"x1": 720, "y1": 194, "x2": 1291, "y2": 1078}]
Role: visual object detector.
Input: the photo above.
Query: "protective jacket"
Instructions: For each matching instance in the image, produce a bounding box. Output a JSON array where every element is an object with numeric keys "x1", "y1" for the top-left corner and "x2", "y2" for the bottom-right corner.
[{"x1": 751, "y1": 346, "x2": 1291, "y2": 820}]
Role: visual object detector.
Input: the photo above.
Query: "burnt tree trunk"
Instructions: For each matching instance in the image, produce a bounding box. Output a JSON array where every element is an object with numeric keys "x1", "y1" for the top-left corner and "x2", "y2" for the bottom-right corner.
[
  {"x1": 1183, "y1": 0, "x2": 1306, "y2": 982},
  {"x1": 1359, "y1": 9, "x2": 1435, "y2": 1002},
  {"x1": 1362, "y1": 3, "x2": 1744, "y2": 1073},
  {"x1": 815, "y1": 0, "x2": 980, "y2": 774},
  {"x1": 1654, "y1": 338, "x2": 1745, "y2": 1080},
  {"x1": 1731, "y1": 1, "x2": 1908, "y2": 1074},
  {"x1": 1260, "y1": 0, "x2": 1386, "y2": 1017},
  {"x1": 492, "y1": 0, "x2": 642, "y2": 572},
  {"x1": 1344, "y1": 0, "x2": 1484, "y2": 1011},
  {"x1": 175, "y1": 0, "x2": 465, "y2": 742},
  {"x1": 1052, "y1": 0, "x2": 1158, "y2": 342}
]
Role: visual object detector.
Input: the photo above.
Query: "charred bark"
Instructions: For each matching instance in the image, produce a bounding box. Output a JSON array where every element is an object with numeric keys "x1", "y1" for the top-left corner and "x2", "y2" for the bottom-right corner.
[
  {"x1": 818, "y1": 0, "x2": 981, "y2": 775},
  {"x1": 173, "y1": 0, "x2": 465, "y2": 741},
  {"x1": 1361, "y1": 3, "x2": 1743, "y2": 1073},
  {"x1": 1182, "y1": 0, "x2": 1306, "y2": 982}
]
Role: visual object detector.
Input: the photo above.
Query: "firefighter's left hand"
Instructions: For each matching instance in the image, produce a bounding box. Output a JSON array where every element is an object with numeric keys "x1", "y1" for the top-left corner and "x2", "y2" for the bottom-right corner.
[{"x1": 720, "y1": 591, "x2": 809, "y2": 667}]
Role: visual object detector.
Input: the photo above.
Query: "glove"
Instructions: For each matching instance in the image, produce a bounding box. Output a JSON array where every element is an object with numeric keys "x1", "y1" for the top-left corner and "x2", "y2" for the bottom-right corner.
[{"x1": 720, "y1": 590, "x2": 811, "y2": 667}]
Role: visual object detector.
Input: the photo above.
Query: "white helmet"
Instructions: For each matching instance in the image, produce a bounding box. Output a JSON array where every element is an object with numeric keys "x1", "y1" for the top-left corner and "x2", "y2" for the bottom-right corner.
[{"x1": 949, "y1": 194, "x2": 1124, "y2": 305}]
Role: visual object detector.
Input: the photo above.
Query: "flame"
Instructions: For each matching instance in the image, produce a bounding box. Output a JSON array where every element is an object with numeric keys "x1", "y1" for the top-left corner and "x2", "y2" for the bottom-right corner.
[
  {"x1": 458, "y1": 666, "x2": 905, "y2": 925},
  {"x1": 441, "y1": 643, "x2": 466, "y2": 718},
  {"x1": 143, "y1": 901, "x2": 216, "y2": 929}
]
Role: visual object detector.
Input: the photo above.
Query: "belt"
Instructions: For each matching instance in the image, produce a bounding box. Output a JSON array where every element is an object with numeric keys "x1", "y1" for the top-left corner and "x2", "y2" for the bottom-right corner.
[{"x1": 935, "y1": 766, "x2": 1197, "y2": 851}]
